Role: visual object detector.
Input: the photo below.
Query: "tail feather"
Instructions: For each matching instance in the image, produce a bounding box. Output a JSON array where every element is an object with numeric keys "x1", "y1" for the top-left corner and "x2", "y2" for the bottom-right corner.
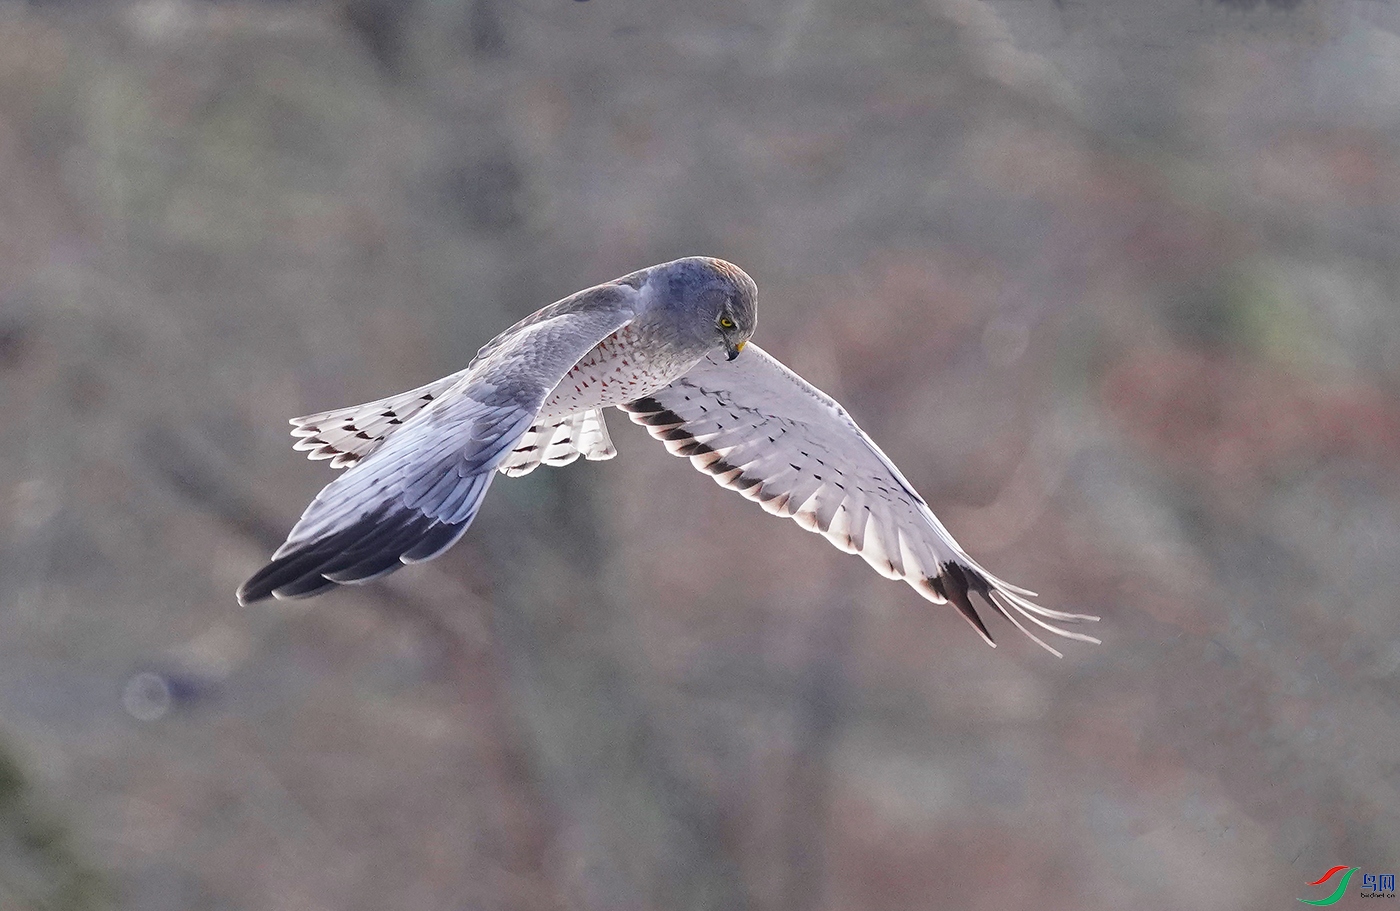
[
  {"x1": 289, "y1": 372, "x2": 467, "y2": 469},
  {"x1": 498, "y1": 408, "x2": 616, "y2": 477}
]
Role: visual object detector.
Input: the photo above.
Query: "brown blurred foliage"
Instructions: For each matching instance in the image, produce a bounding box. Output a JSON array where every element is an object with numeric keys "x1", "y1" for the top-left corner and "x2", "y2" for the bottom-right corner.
[{"x1": 0, "y1": 1, "x2": 1397, "y2": 910}]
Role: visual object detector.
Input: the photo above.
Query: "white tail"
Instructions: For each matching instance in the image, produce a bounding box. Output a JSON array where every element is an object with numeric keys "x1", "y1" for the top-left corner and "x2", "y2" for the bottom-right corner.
[
  {"x1": 289, "y1": 372, "x2": 467, "y2": 469},
  {"x1": 498, "y1": 408, "x2": 617, "y2": 477}
]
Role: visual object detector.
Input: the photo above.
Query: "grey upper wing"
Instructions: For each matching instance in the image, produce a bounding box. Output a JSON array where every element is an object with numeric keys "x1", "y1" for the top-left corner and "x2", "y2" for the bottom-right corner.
[
  {"x1": 238, "y1": 288, "x2": 637, "y2": 604},
  {"x1": 285, "y1": 272, "x2": 653, "y2": 471},
  {"x1": 467, "y1": 269, "x2": 647, "y2": 370},
  {"x1": 621, "y1": 344, "x2": 1099, "y2": 654}
]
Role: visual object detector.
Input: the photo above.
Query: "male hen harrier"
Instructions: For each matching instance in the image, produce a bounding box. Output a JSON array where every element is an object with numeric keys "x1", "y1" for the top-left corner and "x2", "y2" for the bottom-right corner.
[{"x1": 238, "y1": 257, "x2": 1099, "y2": 655}]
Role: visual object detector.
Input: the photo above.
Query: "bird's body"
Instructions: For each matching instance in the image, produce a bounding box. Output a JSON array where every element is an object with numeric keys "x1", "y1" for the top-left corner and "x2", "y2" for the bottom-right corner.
[
  {"x1": 540, "y1": 322, "x2": 691, "y2": 416},
  {"x1": 239, "y1": 257, "x2": 1098, "y2": 654},
  {"x1": 495, "y1": 320, "x2": 704, "y2": 477}
]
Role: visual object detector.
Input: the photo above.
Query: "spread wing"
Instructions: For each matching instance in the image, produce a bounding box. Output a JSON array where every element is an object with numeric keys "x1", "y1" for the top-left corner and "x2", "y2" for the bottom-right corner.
[
  {"x1": 621, "y1": 344, "x2": 1099, "y2": 655},
  {"x1": 238, "y1": 287, "x2": 638, "y2": 604}
]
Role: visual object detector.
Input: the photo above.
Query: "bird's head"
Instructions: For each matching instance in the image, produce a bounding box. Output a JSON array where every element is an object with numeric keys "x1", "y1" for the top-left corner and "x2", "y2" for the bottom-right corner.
[{"x1": 653, "y1": 257, "x2": 758, "y2": 360}]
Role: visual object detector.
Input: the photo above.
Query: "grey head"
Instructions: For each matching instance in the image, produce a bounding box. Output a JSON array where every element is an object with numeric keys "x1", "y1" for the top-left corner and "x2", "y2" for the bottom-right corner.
[{"x1": 639, "y1": 256, "x2": 758, "y2": 360}]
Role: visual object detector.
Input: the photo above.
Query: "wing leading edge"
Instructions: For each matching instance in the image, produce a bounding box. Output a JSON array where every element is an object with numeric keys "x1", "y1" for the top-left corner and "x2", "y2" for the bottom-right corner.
[{"x1": 622, "y1": 344, "x2": 1100, "y2": 656}]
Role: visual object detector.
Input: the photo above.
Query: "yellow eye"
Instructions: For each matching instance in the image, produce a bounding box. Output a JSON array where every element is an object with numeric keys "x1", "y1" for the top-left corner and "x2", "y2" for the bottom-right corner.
[{"x1": 719, "y1": 316, "x2": 735, "y2": 329}]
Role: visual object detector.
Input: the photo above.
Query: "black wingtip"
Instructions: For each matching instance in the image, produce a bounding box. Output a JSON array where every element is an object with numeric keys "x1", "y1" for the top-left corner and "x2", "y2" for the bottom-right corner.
[
  {"x1": 237, "y1": 552, "x2": 308, "y2": 604},
  {"x1": 935, "y1": 563, "x2": 997, "y2": 648},
  {"x1": 235, "y1": 506, "x2": 475, "y2": 606},
  {"x1": 236, "y1": 555, "x2": 330, "y2": 605},
  {"x1": 620, "y1": 396, "x2": 664, "y2": 414}
]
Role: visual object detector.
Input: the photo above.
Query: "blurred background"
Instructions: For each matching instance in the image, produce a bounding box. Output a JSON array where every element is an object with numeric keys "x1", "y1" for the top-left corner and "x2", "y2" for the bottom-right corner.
[{"x1": 0, "y1": 0, "x2": 1397, "y2": 908}]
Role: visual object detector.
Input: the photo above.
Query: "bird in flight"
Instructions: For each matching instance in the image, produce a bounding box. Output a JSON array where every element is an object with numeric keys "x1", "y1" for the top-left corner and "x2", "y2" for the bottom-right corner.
[{"x1": 238, "y1": 257, "x2": 1099, "y2": 655}]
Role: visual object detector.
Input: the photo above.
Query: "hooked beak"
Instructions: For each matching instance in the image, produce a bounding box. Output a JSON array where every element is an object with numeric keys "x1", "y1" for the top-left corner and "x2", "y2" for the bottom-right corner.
[{"x1": 726, "y1": 340, "x2": 746, "y2": 361}]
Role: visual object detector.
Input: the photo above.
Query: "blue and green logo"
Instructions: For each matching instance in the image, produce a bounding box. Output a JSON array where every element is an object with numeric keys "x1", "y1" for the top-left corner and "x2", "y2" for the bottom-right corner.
[
  {"x1": 1300, "y1": 866, "x2": 1397, "y2": 904},
  {"x1": 1299, "y1": 866, "x2": 1357, "y2": 906}
]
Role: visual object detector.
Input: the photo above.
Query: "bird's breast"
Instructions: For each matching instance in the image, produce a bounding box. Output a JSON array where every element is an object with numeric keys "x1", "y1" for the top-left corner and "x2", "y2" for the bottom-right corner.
[{"x1": 537, "y1": 322, "x2": 703, "y2": 420}]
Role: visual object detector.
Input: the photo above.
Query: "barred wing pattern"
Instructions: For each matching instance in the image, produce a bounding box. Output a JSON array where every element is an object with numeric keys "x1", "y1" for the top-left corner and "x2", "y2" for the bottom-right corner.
[{"x1": 622, "y1": 344, "x2": 1099, "y2": 655}]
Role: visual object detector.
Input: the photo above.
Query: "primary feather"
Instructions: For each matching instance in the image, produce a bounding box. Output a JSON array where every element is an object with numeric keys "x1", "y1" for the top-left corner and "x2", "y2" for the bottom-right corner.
[
  {"x1": 239, "y1": 257, "x2": 756, "y2": 605},
  {"x1": 238, "y1": 286, "x2": 644, "y2": 604},
  {"x1": 240, "y1": 257, "x2": 1097, "y2": 655},
  {"x1": 621, "y1": 345, "x2": 1100, "y2": 656}
]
